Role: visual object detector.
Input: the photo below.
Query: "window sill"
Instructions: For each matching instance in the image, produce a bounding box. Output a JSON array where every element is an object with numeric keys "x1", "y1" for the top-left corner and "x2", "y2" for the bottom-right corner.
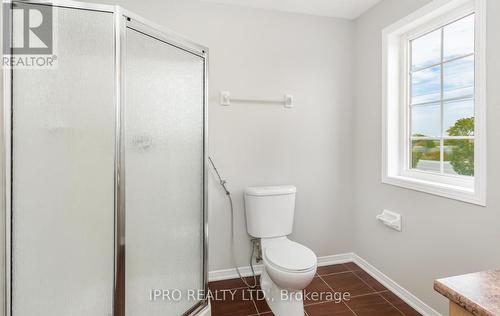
[{"x1": 382, "y1": 174, "x2": 485, "y2": 206}]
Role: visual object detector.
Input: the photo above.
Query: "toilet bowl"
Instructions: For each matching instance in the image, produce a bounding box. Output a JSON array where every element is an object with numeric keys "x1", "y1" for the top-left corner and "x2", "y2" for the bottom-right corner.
[
  {"x1": 244, "y1": 185, "x2": 318, "y2": 316},
  {"x1": 262, "y1": 237, "x2": 317, "y2": 290},
  {"x1": 259, "y1": 237, "x2": 317, "y2": 316}
]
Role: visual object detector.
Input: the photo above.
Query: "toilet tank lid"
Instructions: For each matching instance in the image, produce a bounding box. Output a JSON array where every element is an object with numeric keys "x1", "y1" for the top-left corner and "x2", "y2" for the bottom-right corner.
[{"x1": 245, "y1": 185, "x2": 296, "y2": 196}]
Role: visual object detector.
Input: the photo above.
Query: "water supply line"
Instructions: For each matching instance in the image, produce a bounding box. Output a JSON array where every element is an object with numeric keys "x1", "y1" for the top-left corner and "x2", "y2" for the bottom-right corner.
[{"x1": 208, "y1": 157, "x2": 258, "y2": 289}]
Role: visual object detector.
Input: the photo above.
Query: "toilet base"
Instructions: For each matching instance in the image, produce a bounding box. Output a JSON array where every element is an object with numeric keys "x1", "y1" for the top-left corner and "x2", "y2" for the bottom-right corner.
[{"x1": 260, "y1": 269, "x2": 305, "y2": 316}]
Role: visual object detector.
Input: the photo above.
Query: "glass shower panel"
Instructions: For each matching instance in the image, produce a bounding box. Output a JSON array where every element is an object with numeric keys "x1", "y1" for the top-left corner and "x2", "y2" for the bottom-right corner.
[
  {"x1": 124, "y1": 27, "x2": 205, "y2": 316},
  {"x1": 11, "y1": 5, "x2": 115, "y2": 316}
]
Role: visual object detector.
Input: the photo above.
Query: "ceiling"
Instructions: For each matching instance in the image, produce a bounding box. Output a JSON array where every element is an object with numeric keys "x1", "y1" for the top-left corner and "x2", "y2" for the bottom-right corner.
[{"x1": 199, "y1": 0, "x2": 383, "y2": 20}]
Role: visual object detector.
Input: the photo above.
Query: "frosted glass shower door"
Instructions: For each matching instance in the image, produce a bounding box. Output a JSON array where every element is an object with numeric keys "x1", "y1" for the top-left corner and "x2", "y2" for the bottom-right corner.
[
  {"x1": 10, "y1": 4, "x2": 115, "y2": 316},
  {"x1": 124, "y1": 25, "x2": 205, "y2": 316}
]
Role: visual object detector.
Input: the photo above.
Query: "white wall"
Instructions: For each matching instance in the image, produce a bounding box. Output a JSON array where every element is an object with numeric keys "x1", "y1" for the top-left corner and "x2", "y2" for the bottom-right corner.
[
  {"x1": 352, "y1": 0, "x2": 500, "y2": 314},
  {"x1": 88, "y1": 0, "x2": 355, "y2": 272}
]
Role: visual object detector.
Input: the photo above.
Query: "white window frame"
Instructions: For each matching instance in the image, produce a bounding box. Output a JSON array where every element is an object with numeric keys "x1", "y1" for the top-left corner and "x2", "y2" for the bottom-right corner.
[{"x1": 382, "y1": 0, "x2": 487, "y2": 206}]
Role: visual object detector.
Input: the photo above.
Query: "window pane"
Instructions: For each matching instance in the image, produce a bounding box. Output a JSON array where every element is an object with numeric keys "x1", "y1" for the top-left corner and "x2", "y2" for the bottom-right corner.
[
  {"x1": 411, "y1": 29, "x2": 441, "y2": 70},
  {"x1": 443, "y1": 56, "x2": 474, "y2": 100},
  {"x1": 444, "y1": 14, "x2": 474, "y2": 61},
  {"x1": 443, "y1": 99, "x2": 474, "y2": 136},
  {"x1": 444, "y1": 139, "x2": 474, "y2": 176},
  {"x1": 411, "y1": 140, "x2": 441, "y2": 171},
  {"x1": 411, "y1": 103, "x2": 441, "y2": 137},
  {"x1": 411, "y1": 66, "x2": 441, "y2": 104}
]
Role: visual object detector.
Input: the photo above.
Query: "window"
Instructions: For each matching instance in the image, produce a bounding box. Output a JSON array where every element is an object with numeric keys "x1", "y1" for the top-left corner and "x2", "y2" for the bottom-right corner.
[
  {"x1": 382, "y1": 0, "x2": 486, "y2": 205},
  {"x1": 409, "y1": 15, "x2": 475, "y2": 176}
]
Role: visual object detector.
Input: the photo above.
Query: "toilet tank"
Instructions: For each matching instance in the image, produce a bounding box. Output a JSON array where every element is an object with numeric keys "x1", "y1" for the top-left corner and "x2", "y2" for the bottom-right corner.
[{"x1": 244, "y1": 185, "x2": 297, "y2": 238}]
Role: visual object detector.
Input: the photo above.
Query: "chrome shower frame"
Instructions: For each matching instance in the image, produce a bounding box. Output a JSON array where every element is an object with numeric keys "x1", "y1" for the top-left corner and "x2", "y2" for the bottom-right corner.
[{"x1": 1, "y1": 1, "x2": 210, "y2": 316}]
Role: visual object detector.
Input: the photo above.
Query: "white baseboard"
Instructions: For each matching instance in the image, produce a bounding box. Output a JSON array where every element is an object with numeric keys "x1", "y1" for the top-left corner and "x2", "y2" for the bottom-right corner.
[
  {"x1": 209, "y1": 264, "x2": 264, "y2": 282},
  {"x1": 352, "y1": 254, "x2": 441, "y2": 316},
  {"x1": 317, "y1": 252, "x2": 355, "y2": 266},
  {"x1": 209, "y1": 252, "x2": 441, "y2": 316},
  {"x1": 208, "y1": 253, "x2": 355, "y2": 282}
]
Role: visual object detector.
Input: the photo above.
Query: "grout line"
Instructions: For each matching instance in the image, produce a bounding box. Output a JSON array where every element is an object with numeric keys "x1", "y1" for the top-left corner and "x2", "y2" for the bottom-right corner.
[
  {"x1": 342, "y1": 263, "x2": 363, "y2": 273},
  {"x1": 377, "y1": 292, "x2": 406, "y2": 316},
  {"x1": 322, "y1": 270, "x2": 379, "y2": 297},
  {"x1": 342, "y1": 300, "x2": 358, "y2": 316},
  {"x1": 349, "y1": 269, "x2": 406, "y2": 316},
  {"x1": 303, "y1": 289, "x2": 389, "y2": 308},
  {"x1": 350, "y1": 269, "x2": 378, "y2": 292},
  {"x1": 316, "y1": 273, "x2": 358, "y2": 316},
  {"x1": 349, "y1": 290, "x2": 389, "y2": 299},
  {"x1": 316, "y1": 270, "x2": 352, "y2": 277},
  {"x1": 250, "y1": 298, "x2": 259, "y2": 316},
  {"x1": 212, "y1": 265, "x2": 417, "y2": 316},
  {"x1": 304, "y1": 299, "x2": 350, "y2": 308}
]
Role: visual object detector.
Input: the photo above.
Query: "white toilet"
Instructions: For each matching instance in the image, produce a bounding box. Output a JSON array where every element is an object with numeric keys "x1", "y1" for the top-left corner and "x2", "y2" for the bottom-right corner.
[{"x1": 244, "y1": 185, "x2": 317, "y2": 316}]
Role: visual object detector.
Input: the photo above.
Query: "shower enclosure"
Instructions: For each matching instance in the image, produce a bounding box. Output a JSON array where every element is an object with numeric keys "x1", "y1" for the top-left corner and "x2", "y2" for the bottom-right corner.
[{"x1": 1, "y1": 1, "x2": 208, "y2": 315}]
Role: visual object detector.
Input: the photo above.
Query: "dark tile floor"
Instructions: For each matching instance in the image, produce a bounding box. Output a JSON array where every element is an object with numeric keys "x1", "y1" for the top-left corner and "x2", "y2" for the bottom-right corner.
[{"x1": 208, "y1": 262, "x2": 421, "y2": 316}]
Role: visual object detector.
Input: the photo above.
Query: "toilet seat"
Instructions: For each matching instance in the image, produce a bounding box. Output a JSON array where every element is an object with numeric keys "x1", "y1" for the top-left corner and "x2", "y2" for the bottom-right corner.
[{"x1": 264, "y1": 239, "x2": 317, "y2": 273}]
